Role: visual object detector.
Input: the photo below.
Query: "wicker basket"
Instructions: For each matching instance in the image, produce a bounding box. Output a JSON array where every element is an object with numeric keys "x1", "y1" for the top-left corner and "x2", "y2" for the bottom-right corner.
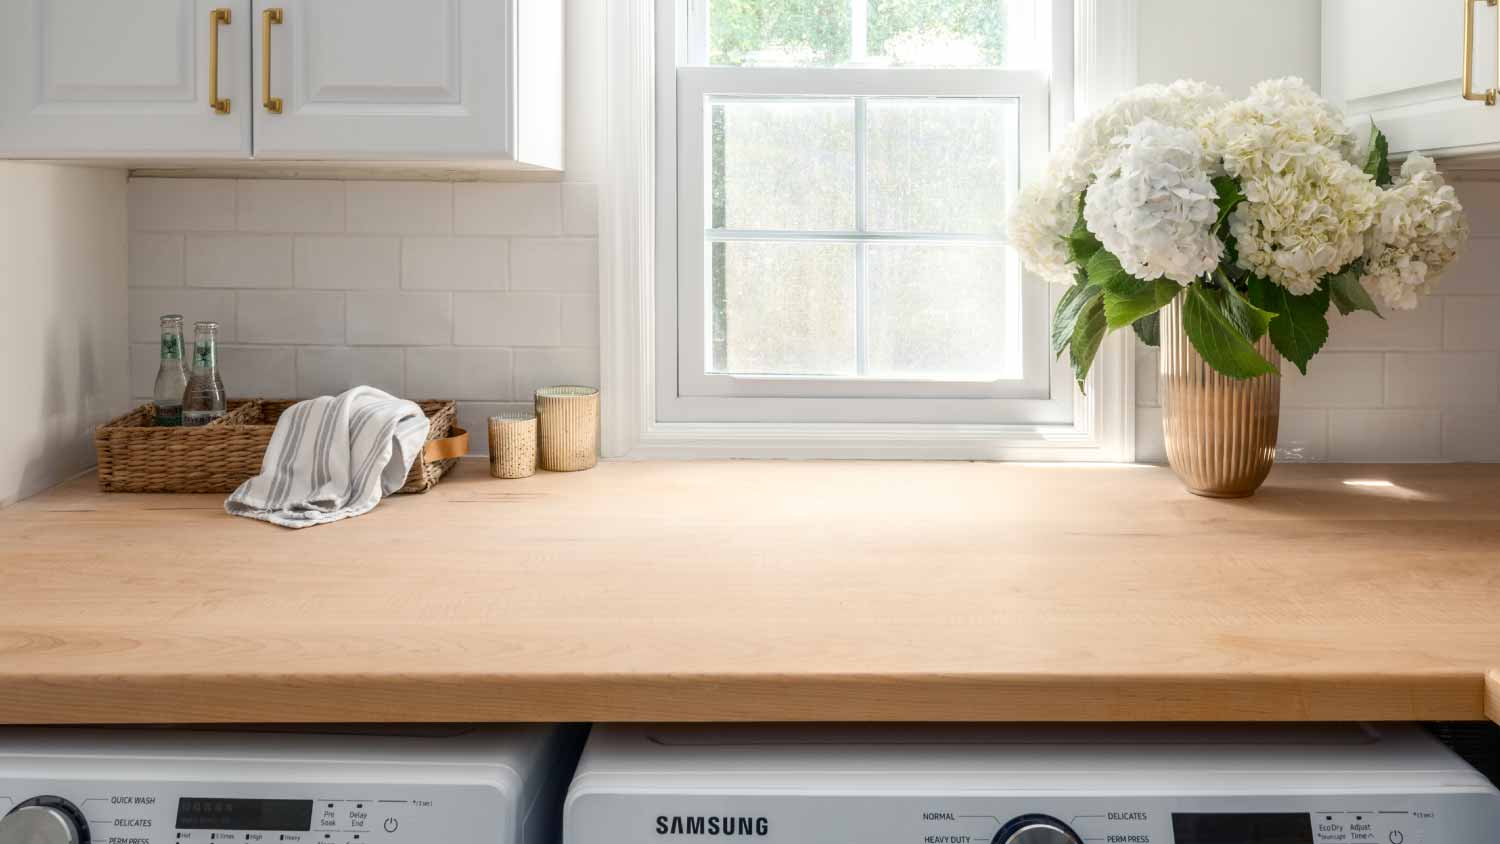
[{"x1": 95, "y1": 399, "x2": 467, "y2": 494}]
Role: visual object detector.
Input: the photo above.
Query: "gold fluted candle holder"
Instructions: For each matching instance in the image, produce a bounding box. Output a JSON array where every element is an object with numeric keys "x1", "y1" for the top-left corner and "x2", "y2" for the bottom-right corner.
[
  {"x1": 488, "y1": 411, "x2": 538, "y2": 479},
  {"x1": 535, "y1": 386, "x2": 599, "y2": 472}
]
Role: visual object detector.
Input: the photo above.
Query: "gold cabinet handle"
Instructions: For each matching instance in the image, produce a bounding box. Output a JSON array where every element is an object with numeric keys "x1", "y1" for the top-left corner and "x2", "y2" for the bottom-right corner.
[
  {"x1": 1464, "y1": 0, "x2": 1499, "y2": 105},
  {"x1": 210, "y1": 8, "x2": 232, "y2": 114},
  {"x1": 262, "y1": 7, "x2": 282, "y2": 113}
]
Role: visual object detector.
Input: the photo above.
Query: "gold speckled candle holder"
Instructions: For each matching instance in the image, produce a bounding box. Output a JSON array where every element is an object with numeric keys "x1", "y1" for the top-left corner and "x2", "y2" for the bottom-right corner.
[
  {"x1": 535, "y1": 386, "x2": 599, "y2": 472},
  {"x1": 488, "y1": 412, "x2": 538, "y2": 479}
]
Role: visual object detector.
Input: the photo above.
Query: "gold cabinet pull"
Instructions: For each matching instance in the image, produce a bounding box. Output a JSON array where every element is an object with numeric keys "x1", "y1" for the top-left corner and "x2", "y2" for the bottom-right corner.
[
  {"x1": 1464, "y1": 0, "x2": 1499, "y2": 105},
  {"x1": 210, "y1": 8, "x2": 232, "y2": 114},
  {"x1": 262, "y1": 7, "x2": 282, "y2": 113}
]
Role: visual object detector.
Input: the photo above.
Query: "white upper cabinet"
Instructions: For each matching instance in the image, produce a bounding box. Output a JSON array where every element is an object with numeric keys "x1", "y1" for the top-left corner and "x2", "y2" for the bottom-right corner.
[
  {"x1": 0, "y1": 0, "x2": 562, "y2": 170},
  {"x1": 252, "y1": 0, "x2": 560, "y2": 167},
  {"x1": 0, "y1": 0, "x2": 252, "y2": 158},
  {"x1": 1324, "y1": 0, "x2": 1500, "y2": 158}
]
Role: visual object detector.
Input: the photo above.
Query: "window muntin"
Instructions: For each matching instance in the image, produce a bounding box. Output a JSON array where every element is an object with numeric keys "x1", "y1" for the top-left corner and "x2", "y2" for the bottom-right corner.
[{"x1": 706, "y1": 94, "x2": 1020, "y2": 381}]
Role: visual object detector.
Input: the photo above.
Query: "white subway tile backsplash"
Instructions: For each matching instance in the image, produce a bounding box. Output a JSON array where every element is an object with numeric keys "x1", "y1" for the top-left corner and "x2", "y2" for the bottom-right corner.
[
  {"x1": 1328, "y1": 410, "x2": 1442, "y2": 461},
  {"x1": 453, "y1": 293, "x2": 561, "y2": 347},
  {"x1": 1385, "y1": 352, "x2": 1500, "y2": 408},
  {"x1": 1456, "y1": 181, "x2": 1500, "y2": 224},
  {"x1": 129, "y1": 178, "x2": 236, "y2": 232},
  {"x1": 346, "y1": 181, "x2": 453, "y2": 234},
  {"x1": 237, "y1": 291, "x2": 345, "y2": 344},
  {"x1": 1276, "y1": 410, "x2": 1328, "y2": 462},
  {"x1": 455, "y1": 183, "x2": 562, "y2": 235},
  {"x1": 186, "y1": 234, "x2": 293, "y2": 288},
  {"x1": 1439, "y1": 236, "x2": 1500, "y2": 295},
  {"x1": 407, "y1": 349, "x2": 514, "y2": 400},
  {"x1": 511, "y1": 238, "x2": 599, "y2": 292},
  {"x1": 1444, "y1": 296, "x2": 1500, "y2": 350},
  {"x1": 236, "y1": 180, "x2": 344, "y2": 233},
  {"x1": 513, "y1": 347, "x2": 599, "y2": 398},
  {"x1": 402, "y1": 237, "x2": 509, "y2": 290},
  {"x1": 127, "y1": 170, "x2": 602, "y2": 438},
  {"x1": 1443, "y1": 412, "x2": 1500, "y2": 460},
  {"x1": 295, "y1": 236, "x2": 399, "y2": 290},
  {"x1": 1281, "y1": 353, "x2": 1384, "y2": 408},
  {"x1": 128, "y1": 289, "x2": 237, "y2": 343},
  {"x1": 560, "y1": 294, "x2": 600, "y2": 347},
  {"x1": 297, "y1": 347, "x2": 405, "y2": 397},
  {"x1": 128, "y1": 233, "x2": 183, "y2": 288},
  {"x1": 1324, "y1": 306, "x2": 1443, "y2": 351},
  {"x1": 218, "y1": 346, "x2": 297, "y2": 398},
  {"x1": 562, "y1": 183, "x2": 599, "y2": 235},
  {"x1": 346, "y1": 292, "x2": 452, "y2": 346},
  {"x1": 129, "y1": 343, "x2": 159, "y2": 400}
]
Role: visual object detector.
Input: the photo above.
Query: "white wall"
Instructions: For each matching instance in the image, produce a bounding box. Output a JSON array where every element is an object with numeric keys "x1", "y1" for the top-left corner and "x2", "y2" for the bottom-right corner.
[
  {"x1": 1136, "y1": 0, "x2": 1322, "y2": 94},
  {"x1": 124, "y1": 0, "x2": 606, "y2": 457},
  {"x1": 0, "y1": 163, "x2": 129, "y2": 506}
]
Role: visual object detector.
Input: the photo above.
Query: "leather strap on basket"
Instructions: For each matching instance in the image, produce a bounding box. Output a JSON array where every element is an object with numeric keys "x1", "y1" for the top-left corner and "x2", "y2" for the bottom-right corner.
[{"x1": 423, "y1": 428, "x2": 468, "y2": 462}]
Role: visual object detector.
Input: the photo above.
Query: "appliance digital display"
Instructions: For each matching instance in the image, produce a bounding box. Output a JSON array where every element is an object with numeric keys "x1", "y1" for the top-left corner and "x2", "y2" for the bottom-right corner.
[
  {"x1": 1172, "y1": 813, "x2": 1314, "y2": 844},
  {"x1": 176, "y1": 798, "x2": 314, "y2": 831}
]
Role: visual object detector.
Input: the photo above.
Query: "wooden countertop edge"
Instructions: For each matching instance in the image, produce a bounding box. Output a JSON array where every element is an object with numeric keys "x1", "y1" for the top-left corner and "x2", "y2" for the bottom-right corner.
[{"x1": 0, "y1": 671, "x2": 1490, "y2": 726}]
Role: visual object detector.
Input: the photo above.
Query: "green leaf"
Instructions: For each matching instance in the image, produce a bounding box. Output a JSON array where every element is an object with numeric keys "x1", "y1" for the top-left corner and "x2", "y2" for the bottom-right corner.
[
  {"x1": 1102, "y1": 276, "x2": 1182, "y2": 330},
  {"x1": 1132, "y1": 312, "x2": 1161, "y2": 347},
  {"x1": 1326, "y1": 267, "x2": 1383, "y2": 318},
  {"x1": 1220, "y1": 280, "x2": 1277, "y2": 342},
  {"x1": 1181, "y1": 284, "x2": 1279, "y2": 379},
  {"x1": 1051, "y1": 278, "x2": 1100, "y2": 360},
  {"x1": 1085, "y1": 248, "x2": 1125, "y2": 288},
  {"x1": 1069, "y1": 291, "x2": 1108, "y2": 392},
  {"x1": 1247, "y1": 276, "x2": 1330, "y2": 376},
  {"x1": 1213, "y1": 175, "x2": 1246, "y2": 229},
  {"x1": 1364, "y1": 122, "x2": 1392, "y2": 187},
  {"x1": 1065, "y1": 199, "x2": 1103, "y2": 265}
]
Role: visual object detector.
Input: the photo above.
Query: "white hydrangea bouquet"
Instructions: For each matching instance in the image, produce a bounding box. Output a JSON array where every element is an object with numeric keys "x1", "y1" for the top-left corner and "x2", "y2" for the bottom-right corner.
[{"x1": 1010, "y1": 78, "x2": 1469, "y2": 389}]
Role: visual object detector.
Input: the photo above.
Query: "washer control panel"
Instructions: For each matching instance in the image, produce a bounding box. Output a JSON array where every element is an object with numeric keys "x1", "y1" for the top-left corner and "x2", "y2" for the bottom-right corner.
[{"x1": 0, "y1": 781, "x2": 502, "y2": 844}]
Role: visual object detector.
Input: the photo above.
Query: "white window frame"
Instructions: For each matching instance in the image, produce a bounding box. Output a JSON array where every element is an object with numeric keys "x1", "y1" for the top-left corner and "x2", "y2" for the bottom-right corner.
[{"x1": 600, "y1": 0, "x2": 1140, "y2": 459}]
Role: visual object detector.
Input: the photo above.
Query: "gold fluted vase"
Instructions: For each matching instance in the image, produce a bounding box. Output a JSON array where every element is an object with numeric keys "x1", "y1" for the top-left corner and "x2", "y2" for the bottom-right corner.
[{"x1": 1159, "y1": 299, "x2": 1281, "y2": 498}]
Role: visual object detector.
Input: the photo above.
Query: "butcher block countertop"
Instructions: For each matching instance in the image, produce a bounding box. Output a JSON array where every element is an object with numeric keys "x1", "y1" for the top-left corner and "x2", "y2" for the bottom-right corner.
[{"x1": 1, "y1": 459, "x2": 1499, "y2": 726}]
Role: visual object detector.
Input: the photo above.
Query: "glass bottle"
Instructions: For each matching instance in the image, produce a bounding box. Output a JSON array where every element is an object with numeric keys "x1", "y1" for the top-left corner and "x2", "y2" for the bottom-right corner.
[
  {"x1": 152, "y1": 315, "x2": 189, "y2": 427},
  {"x1": 182, "y1": 321, "x2": 227, "y2": 427}
]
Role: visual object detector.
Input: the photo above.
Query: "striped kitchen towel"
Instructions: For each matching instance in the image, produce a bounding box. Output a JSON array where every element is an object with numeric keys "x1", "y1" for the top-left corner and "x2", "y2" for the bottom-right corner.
[{"x1": 225, "y1": 386, "x2": 431, "y2": 529}]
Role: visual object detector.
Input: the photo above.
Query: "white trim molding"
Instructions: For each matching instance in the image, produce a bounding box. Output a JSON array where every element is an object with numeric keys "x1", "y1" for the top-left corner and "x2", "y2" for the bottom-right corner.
[{"x1": 601, "y1": 0, "x2": 1140, "y2": 460}]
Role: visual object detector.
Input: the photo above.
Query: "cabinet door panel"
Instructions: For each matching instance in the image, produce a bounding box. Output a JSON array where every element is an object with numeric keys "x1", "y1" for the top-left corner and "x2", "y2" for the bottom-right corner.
[
  {"x1": 1325, "y1": 0, "x2": 1500, "y2": 157},
  {"x1": 252, "y1": 0, "x2": 512, "y2": 160},
  {"x1": 0, "y1": 0, "x2": 252, "y2": 158}
]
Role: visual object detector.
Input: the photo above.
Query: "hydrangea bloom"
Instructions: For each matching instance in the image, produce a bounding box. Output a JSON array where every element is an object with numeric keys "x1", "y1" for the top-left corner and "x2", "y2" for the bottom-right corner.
[
  {"x1": 1009, "y1": 80, "x2": 1229, "y2": 285},
  {"x1": 1083, "y1": 120, "x2": 1222, "y2": 284},
  {"x1": 1359, "y1": 154, "x2": 1469, "y2": 310},
  {"x1": 1203, "y1": 76, "x2": 1357, "y2": 167},
  {"x1": 1224, "y1": 144, "x2": 1380, "y2": 294}
]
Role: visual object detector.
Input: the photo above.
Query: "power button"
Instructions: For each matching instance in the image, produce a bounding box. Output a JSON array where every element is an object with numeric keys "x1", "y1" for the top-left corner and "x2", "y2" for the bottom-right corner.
[
  {"x1": 383, "y1": 817, "x2": 399, "y2": 833},
  {"x1": 1389, "y1": 831, "x2": 1404, "y2": 844}
]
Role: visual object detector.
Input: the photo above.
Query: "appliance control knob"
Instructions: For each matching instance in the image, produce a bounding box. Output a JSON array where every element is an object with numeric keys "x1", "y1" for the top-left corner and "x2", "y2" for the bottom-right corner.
[
  {"x1": 993, "y1": 815, "x2": 1082, "y2": 844},
  {"x1": 0, "y1": 805, "x2": 83, "y2": 844}
]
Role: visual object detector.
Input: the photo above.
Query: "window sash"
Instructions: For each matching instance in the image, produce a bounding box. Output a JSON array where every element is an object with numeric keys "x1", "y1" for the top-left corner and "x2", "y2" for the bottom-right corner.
[{"x1": 670, "y1": 67, "x2": 1068, "y2": 420}]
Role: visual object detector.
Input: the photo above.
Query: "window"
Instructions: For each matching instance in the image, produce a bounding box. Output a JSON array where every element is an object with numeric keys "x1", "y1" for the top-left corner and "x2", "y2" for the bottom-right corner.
[{"x1": 660, "y1": 0, "x2": 1074, "y2": 426}]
